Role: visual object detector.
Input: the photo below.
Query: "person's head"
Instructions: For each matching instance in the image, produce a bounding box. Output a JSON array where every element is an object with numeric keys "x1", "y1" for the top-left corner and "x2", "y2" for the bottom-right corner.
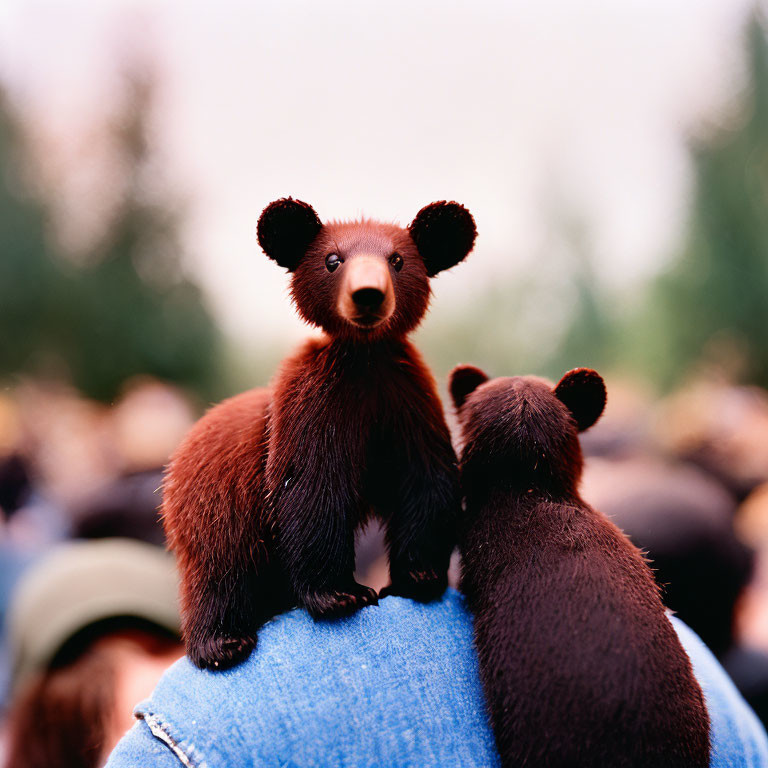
[
  {"x1": 70, "y1": 470, "x2": 167, "y2": 547},
  {"x1": 0, "y1": 454, "x2": 31, "y2": 521},
  {"x1": 3, "y1": 539, "x2": 182, "y2": 768},
  {"x1": 582, "y1": 458, "x2": 752, "y2": 657}
]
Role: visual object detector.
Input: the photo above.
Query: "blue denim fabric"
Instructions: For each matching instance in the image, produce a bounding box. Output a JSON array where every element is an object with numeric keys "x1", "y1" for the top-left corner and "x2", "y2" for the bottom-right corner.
[{"x1": 106, "y1": 589, "x2": 768, "y2": 768}]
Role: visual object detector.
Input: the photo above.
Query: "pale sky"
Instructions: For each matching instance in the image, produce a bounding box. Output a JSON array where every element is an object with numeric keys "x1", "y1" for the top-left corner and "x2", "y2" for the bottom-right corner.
[{"x1": 0, "y1": 0, "x2": 756, "y2": 344}]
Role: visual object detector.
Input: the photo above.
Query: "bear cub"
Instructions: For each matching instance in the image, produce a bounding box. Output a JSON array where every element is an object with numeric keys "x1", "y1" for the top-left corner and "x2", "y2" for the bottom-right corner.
[
  {"x1": 163, "y1": 198, "x2": 476, "y2": 670},
  {"x1": 450, "y1": 366, "x2": 710, "y2": 768}
]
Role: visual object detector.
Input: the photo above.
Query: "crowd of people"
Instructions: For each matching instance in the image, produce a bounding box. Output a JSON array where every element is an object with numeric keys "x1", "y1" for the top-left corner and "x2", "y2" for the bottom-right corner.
[{"x1": 0, "y1": 378, "x2": 192, "y2": 764}]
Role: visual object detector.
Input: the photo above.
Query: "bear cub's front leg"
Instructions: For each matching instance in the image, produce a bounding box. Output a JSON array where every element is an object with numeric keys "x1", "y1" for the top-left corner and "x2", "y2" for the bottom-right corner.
[
  {"x1": 376, "y1": 398, "x2": 460, "y2": 603},
  {"x1": 301, "y1": 583, "x2": 379, "y2": 618},
  {"x1": 379, "y1": 464, "x2": 458, "y2": 603},
  {"x1": 268, "y1": 435, "x2": 379, "y2": 618}
]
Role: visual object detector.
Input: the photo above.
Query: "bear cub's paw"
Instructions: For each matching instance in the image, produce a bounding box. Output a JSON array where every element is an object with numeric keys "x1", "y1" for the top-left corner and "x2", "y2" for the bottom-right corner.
[
  {"x1": 301, "y1": 583, "x2": 379, "y2": 618},
  {"x1": 189, "y1": 634, "x2": 257, "y2": 671},
  {"x1": 380, "y1": 569, "x2": 447, "y2": 602}
]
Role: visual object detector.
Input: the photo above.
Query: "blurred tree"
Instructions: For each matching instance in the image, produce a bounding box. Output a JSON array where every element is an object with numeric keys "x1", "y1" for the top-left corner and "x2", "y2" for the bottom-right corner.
[
  {"x1": 0, "y1": 90, "x2": 67, "y2": 376},
  {"x1": 417, "y1": 215, "x2": 615, "y2": 384},
  {"x1": 421, "y1": 15, "x2": 768, "y2": 391},
  {"x1": 63, "y1": 74, "x2": 220, "y2": 402},
  {"x1": 642, "y1": 15, "x2": 768, "y2": 389},
  {"x1": 0, "y1": 75, "x2": 220, "y2": 402},
  {"x1": 541, "y1": 223, "x2": 615, "y2": 378}
]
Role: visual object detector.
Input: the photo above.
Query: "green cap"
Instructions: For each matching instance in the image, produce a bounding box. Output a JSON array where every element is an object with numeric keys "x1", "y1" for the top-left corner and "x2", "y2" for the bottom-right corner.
[{"x1": 7, "y1": 538, "x2": 180, "y2": 693}]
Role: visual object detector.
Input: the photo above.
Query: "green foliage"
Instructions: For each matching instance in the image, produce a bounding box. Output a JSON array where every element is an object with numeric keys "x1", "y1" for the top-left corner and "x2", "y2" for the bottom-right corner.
[
  {"x1": 417, "y1": 219, "x2": 617, "y2": 384},
  {"x1": 640, "y1": 16, "x2": 768, "y2": 389},
  {"x1": 421, "y1": 15, "x2": 768, "y2": 391},
  {"x1": 539, "y1": 229, "x2": 616, "y2": 378},
  {"x1": 0, "y1": 76, "x2": 221, "y2": 402},
  {"x1": 0, "y1": 93, "x2": 67, "y2": 376}
]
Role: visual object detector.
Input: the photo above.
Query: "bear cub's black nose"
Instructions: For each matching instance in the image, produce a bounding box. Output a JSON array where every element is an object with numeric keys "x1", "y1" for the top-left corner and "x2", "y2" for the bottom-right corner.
[{"x1": 352, "y1": 287, "x2": 385, "y2": 311}]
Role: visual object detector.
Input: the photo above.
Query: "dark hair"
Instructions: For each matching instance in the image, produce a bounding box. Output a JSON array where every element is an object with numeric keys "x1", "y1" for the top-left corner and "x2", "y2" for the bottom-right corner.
[
  {"x1": 5, "y1": 646, "x2": 114, "y2": 768},
  {"x1": 5, "y1": 620, "x2": 180, "y2": 768},
  {"x1": 71, "y1": 470, "x2": 167, "y2": 547},
  {"x1": 0, "y1": 454, "x2": 31, "y2": 519}
]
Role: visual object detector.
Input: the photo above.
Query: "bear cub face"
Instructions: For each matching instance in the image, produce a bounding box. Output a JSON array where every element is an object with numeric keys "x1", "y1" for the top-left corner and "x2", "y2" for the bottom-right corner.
[
  {"x1": 257, "y1": 198, "x2": 476, "y2": 340},
  {"x1": 449, "y1": 366, "x2": 607, "y2": 495}
]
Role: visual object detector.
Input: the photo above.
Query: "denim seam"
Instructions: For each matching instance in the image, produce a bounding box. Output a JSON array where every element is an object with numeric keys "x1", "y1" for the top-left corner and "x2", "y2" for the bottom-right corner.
[{"x1": 139, "y1": 711, "x2": 208, "y2": 768}]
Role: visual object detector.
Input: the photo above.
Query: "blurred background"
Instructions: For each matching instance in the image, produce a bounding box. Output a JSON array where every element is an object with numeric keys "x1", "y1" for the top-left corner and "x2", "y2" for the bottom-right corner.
[{"x1": 2, "y1": 0, "x2": 768, "y2": 764}]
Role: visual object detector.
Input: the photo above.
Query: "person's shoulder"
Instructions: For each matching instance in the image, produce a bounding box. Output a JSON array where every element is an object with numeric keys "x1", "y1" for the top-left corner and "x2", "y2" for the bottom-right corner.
[
  {"x1": 106, "y1": 592, "x2": 768, "y2": 768},
  {"x1": 156, "y1": 587, "x2": 474, "y2": 696},
  {"x1": 671, "y1": 615, "x2": 768, "y2": 766},
  {"x1": 111, "y1": 589, "x2": 498, "y2": 768}
]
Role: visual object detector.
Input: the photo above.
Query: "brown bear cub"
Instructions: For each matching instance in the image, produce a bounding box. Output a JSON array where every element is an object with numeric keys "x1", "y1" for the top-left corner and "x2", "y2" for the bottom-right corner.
[
  {"x1": 163, "y1": 198, "x2": 476, "y2": 669},
  {"x1": 449, "y1": 366, "x2": 710, "y2": 768}
]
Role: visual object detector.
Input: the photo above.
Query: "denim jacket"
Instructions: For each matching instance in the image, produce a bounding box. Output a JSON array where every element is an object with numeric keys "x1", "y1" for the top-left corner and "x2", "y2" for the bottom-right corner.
[{"x1": 107, "y1": 589, "x2": 768, "y2": 768}]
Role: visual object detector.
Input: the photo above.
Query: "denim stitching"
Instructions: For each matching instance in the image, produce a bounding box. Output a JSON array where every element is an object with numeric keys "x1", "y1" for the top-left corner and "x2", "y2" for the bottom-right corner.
[{"x1": 140, "y1": 711, "x2": 208, "y2": 768}]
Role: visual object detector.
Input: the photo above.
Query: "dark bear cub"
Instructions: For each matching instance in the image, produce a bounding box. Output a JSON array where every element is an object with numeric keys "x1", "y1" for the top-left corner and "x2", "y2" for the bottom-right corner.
[
  {"x1": 449, "y1": 366, "x2": 710, "y2": 768},
  {"x1": 163, "y1": 198, "x2": 476, "y2": 669}
]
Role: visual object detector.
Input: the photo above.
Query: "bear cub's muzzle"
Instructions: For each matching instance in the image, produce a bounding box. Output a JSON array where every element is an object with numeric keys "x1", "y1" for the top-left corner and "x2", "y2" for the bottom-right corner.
[{"x1": 338, "y1": 254, "x2": 395, "y2": 328}]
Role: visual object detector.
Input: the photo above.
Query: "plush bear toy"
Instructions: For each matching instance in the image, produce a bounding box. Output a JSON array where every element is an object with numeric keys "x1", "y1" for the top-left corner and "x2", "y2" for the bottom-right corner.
[
  {"x1": 449, "y1": 366, "x2": 710, "y2": 768},
  {"x1": 163, "y1": 198, "x2": 476, "y2": 669}
]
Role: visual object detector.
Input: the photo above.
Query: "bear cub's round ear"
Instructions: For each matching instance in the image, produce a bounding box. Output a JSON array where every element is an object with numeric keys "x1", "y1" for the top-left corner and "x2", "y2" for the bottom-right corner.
[
  {"x1": 257, "y1": 198, "x2": 323, "y2": 272},
  {"x1": 553, "y1": 368, "x2": 606, "y2": 432},
  {"x1": 449, "y1": 365, "x2": 489, "y2": 409},
  {"x1": 409, "y1": 201, "x2": 477, "y2": 277}
]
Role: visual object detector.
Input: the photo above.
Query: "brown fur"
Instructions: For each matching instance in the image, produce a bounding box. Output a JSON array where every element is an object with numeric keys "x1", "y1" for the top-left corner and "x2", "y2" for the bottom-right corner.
[
  {"x1": 163, "y1": 199, "x2": 476, "y2": 669},
  {"x1": 450, "y1": 366, "x2": 711, "y2": 768}
]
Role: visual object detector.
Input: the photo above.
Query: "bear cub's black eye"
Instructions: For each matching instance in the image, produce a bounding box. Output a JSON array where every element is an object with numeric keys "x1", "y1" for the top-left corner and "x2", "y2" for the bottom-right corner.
[
  {"x1": 325, "y1": 253, "x2": 342, "y2": 273},
  {"x1": 389, "y1": 253, "x2": 403, "y2": 272}
]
